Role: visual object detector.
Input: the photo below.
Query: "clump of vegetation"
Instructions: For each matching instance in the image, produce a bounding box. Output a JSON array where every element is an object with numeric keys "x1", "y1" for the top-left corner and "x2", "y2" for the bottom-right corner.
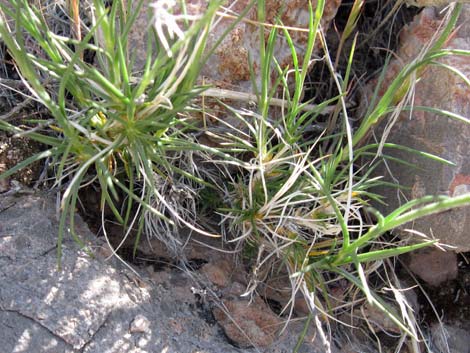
[
  {"x1": 0, "y1": 0, "x2": 227, "y2": 261},
  {"x1": 213, "y1": 2, "x2": 470, "y2": 348},
  {"x1": 1, "y1": 0, "x2": 469, "y2": 351}
]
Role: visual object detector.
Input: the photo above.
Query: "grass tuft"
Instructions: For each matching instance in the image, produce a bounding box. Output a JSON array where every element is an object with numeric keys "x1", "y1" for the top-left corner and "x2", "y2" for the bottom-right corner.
[{"x1": 1, "y1": 1, "x2": 470, "y2": 351}]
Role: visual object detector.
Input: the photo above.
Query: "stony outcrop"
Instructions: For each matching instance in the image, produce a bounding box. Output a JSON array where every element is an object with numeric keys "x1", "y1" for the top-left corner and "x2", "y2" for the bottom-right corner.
[
  {"x1": 370, "y1": 6, "x2": 470, "y2": 254},
  {"x1": 128, "y1": 0, "x2": 341, "y2": 92},
  {"x1": 0, "y1": 192, "x2": 330, "y2": 352}
]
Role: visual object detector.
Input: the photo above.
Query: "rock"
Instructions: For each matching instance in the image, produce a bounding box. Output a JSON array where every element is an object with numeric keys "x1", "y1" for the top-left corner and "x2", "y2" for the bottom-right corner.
[
  {"x1": 0, "y1": 310, "x2": 74, "y2": 353},
  {"x1": 199, "y1": 259, "x2": 234, "y2": 287},
  {"x1": 370, "y1": 6, "x2": 470, "y2": 252},
  {"x1": 405, "y1": 248, "x2": 458, "y2": 286},
  {"x1": 257, "y1": 270, "x2": 349, "y2": 317},
  {"x1": 431, "y1": 323, "x2": 470, "y2": 353},
  {"x1": 337, "y1": 341, "x2": 376, "y2": 353},
  {"x1": 139, "y1": 234, "x2": 227, "y2": 263},
  {"x1": 198, "y1": 0, "x2": 341, "y2": 92},
  {"x1": 127, "y1": 0, "x2": 341, "y2": 91},
  {"x1": 357, "y1": 303, "x2": 401, "y2": 334},
  {"x1": 213, "y1": 297, "x2": 281, "y2": 348},
  {"x1": 0, "y1": 193, "x2": 329, "y2": 352},
  {"x1": 223, "y1": 281, "x2": 248, "y2": 297},
  {"x1": 0, "y1": 194, "x2": 241, "y2": 353},
  {"x1": 407, "y1": 0, "x2": 470, "y2": 6},
  {"x1": 257, "y1": 271, "x2": 292, "y2": 310},
  {"x1": 129, "y1": 314, "x2": 151, "y2": 334},
  {"x1": 257, "y1": 270, "x2": 313, "y2": 316},
  {"x1": 0, "y1": 194, "x2": 127, "y2": 350}
]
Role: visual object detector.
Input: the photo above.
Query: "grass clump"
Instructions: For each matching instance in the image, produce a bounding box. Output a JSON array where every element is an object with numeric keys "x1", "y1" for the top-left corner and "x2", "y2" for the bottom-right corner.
[
  {"x1": 1, "y1": 0, "x2": 470, "y2": 352},
  {"x1": 0, "y1": 0, "x2": 225, "y2": 261},
  {"x1": 211, "y1": 0, "x2": 470, "y2": 349}
]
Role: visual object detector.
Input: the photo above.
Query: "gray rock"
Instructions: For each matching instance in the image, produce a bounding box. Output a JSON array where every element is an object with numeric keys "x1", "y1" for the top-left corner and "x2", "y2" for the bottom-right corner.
[
  {"x1": 0, "y1": 194, "x2": 121, "y2": 350},
  {"x1": 1, "y1": 253, "x2": 121, "y2": 349},
  {"x1": 0, "y1": 193, "x2": 329, "y2": 353},
  {"x1": 370, "y1": 6, "x2": 470, "y2": 252},
  {"x1": 129, "y1": 314, "x2": 151, "y2": 334},
  {"x1": 0, "y1": 310, "x2": 74, "y2": 353},
  {"x1": 431, "y1": 323, "x2": 470, "y2": 353}
]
